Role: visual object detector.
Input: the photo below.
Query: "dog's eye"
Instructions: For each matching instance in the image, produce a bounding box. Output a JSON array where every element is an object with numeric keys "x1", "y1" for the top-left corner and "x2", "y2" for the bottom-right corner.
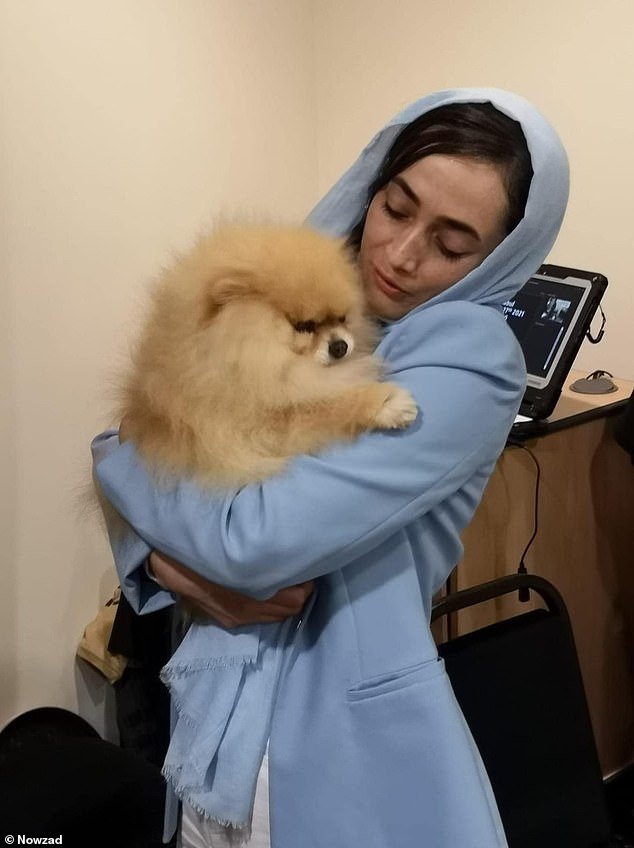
[
  {"x1": 294, "y1": 320, "x2": 317, "y2": 334},
  {"x1": 337, "y1": 316, "x2": 346, "y2": 324}
]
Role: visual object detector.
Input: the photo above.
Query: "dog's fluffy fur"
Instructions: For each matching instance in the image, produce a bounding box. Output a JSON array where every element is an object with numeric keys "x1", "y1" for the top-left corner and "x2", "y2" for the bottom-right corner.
[{"x1": 118, "y1": 222, "x2": 417, "y2": 488}]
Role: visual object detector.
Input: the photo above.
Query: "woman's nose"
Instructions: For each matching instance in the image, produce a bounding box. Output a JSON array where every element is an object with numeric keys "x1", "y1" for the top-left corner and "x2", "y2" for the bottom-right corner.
[{"x1": 387, "y1": 230, "x2": 421, "y2": 275}]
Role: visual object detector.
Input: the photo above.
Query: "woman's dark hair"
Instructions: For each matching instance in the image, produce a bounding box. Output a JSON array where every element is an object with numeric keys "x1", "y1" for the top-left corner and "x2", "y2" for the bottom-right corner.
[{"x1": 347, "y1": 102, "x2": 533, "y2": 251}]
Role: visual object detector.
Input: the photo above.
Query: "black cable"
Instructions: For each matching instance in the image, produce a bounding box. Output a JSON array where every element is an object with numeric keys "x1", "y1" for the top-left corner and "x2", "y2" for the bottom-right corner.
[{"x1": 507, "y1": 442, "x2": 541, "y2": 602}]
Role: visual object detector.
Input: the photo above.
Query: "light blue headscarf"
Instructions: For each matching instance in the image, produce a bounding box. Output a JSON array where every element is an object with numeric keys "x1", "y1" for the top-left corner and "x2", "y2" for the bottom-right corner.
[{"x1": 143, "y1": 88, "x2": 569, "y2": 834}]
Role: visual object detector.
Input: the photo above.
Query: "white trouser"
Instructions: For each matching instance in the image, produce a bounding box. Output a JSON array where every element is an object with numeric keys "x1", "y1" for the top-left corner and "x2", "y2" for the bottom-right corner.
[{"x1": 178, "y1": 752, "x2": 271, "y2": 848}]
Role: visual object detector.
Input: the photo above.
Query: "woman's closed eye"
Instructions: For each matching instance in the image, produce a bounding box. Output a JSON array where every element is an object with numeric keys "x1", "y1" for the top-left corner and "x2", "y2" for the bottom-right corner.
[
  {"x1": 381, "y1": 200, "x2": 409, "y2": 221},
  {"x1": 435, "y1": 240, "x2": 466, "y2": 262}
]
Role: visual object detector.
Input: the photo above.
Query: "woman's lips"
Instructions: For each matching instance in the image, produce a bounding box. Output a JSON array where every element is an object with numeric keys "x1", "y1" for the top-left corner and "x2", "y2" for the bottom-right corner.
[{"x1": 372, "y1": 266, "x2": 409, "y2": 300}]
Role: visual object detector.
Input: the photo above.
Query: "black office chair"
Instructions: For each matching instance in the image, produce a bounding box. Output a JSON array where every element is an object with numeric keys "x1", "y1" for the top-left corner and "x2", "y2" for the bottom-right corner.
[{"x1": 432, "y1": 573, "x2": 612, "y2": 848}]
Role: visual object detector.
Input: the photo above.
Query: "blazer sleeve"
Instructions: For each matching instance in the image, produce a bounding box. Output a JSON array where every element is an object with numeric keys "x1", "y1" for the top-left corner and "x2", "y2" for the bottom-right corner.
[
  {"x1": 94, "y1": 302, "x2": 524, "y2": 600},
  {"x1": 93, "y1": 434, "x2": 176, "y2": 614}
]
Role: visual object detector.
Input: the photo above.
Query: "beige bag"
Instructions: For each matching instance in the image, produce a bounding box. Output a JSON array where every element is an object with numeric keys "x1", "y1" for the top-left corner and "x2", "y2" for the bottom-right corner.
[{"x1": 77, "y1": 587, "x2": 128, "y2": 683}]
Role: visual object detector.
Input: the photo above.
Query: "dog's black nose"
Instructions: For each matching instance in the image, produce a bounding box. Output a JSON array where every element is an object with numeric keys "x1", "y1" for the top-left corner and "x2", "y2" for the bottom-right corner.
[{"x1": 328, "y1": 339, "x2": 348, "y2": 360}]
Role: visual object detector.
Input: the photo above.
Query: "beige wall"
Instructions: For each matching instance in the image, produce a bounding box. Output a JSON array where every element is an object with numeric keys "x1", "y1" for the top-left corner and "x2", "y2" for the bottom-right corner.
[
  {"x1": 3, "y1": 0, "x2": 634, "y2": 737},
  {"x1": 1, "y1": 0, "x2": 315, "y2": 735},
  {"x1": 314, "y1": 0, "x2": 634, "y2": 380}
]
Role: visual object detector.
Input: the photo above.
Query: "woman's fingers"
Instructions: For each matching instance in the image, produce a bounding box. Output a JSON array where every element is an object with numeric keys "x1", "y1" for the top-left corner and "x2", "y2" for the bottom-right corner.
[{"x1": 265, "y1": 582, "x2": 315, "y2": 613}]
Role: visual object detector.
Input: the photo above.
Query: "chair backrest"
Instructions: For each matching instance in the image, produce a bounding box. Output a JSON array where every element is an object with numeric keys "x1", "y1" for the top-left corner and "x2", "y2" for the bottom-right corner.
[{"x1": 433, "y1": 574, "x2": 611, "y2": 848}]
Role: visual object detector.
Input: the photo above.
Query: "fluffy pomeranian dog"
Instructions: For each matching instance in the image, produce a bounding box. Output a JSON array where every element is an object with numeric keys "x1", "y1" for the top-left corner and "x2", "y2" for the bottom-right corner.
[{"x1": 117, "y1": 222, "x2": 417, "y2": 488}]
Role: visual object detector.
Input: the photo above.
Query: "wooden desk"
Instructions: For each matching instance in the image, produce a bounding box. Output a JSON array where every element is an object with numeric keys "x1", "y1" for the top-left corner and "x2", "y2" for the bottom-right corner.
[{"x1": 454, "y1": 370, "x2": 634, "y2": 778}]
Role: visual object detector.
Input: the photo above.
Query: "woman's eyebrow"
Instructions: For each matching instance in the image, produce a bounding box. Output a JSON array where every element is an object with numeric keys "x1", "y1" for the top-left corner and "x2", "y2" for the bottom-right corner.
[
  {"x1": 392, "y1": 176, "x2": 420, "y2": 206},
  {"x1": 437, "y1": 216, "x2": 482, "y2": 242},
  {"x1": 391, "y1": 175, "x2": 482, "y2": 242}
]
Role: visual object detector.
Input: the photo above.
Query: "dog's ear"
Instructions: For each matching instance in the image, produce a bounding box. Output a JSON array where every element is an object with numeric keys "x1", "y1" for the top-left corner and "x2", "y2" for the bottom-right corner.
[{"x1": 202, "y1": 274, "x2": 250, "y2": 324}]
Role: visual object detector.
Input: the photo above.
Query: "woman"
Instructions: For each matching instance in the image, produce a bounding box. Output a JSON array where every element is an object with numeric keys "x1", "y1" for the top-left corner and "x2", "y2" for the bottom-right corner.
[{"x1": 93, "y1": 87, "x2": 569, "y2": 847}]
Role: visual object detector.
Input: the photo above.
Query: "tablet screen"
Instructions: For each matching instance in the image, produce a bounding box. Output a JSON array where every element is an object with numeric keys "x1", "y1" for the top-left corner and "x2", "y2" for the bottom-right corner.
[{"x1": 503, "y1": 274, "x2": 593, "y2": 390}]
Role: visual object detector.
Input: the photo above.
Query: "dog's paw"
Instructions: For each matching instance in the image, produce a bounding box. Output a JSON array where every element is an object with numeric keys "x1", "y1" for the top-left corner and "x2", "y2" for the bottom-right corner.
[{"x1": 374, "y1": 384, "x2": 418, "y2": 429}]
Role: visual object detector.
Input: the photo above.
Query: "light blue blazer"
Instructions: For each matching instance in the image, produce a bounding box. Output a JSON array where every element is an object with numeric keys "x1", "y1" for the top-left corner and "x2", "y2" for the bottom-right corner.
[{"x1": 94, "y1": 89, "x2": 569, "y2": 847}]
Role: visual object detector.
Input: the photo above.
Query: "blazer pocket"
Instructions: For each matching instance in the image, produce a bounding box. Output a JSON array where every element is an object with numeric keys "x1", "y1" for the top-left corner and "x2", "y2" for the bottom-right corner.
[{"x1": 347, "y1": 657, "x2": 445, "y2": 702}]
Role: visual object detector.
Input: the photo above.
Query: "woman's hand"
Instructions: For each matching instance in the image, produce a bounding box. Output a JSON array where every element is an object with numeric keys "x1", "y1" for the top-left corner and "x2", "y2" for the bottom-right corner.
[{"x1": 149, "y1": 550, "x2": 314, "y2": 628}]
